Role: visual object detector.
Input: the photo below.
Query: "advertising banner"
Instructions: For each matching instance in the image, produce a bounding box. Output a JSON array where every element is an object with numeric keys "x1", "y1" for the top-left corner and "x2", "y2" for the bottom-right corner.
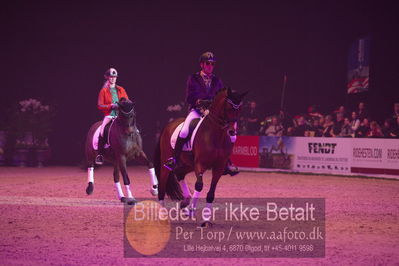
[
  {"x1": 351, "y1": 138, "x2": 399, "y2": 175},
  {"x1": 292, "y1": 137, "x2": 351, "y2": 174},
  {"x1": 233, "y1": 136, "x2": 398, "y2": 177},
  {"x1": 230, "y1": 136, "x2": 259, "y2": 168},
  {"x1": 259, "y1": 136, "x2": 295, "y2": 170}
]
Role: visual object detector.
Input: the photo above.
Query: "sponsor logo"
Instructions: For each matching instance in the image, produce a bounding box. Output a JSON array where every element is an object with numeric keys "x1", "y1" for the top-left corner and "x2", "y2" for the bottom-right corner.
[
  {"x1": 308, "y1": 143, "x2": 337, "y2": 154},
  {"x1": 353, "y1": 148, "x2": 382, "y2": 159},
  {"x1": 233, "y1": 145, "x2": 258, "y2": 156},
  {"x1": 387, "y1": 149, "x2": 399, "y2": 160}
]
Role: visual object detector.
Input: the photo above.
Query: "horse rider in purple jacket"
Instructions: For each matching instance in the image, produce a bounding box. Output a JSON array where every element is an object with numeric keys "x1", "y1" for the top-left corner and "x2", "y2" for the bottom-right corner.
[{"x1": 164, "y1": 52, "x2": 239, "y2": 176}]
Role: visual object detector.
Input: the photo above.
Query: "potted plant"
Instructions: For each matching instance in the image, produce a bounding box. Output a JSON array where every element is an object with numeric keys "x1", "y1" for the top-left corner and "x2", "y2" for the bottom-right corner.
[
  {"x1": 14, "y1": 139, "x2": 33, "y2": 167},
  {"x1": 12, "y1": 99, "x2": 54, "y2": 167}
]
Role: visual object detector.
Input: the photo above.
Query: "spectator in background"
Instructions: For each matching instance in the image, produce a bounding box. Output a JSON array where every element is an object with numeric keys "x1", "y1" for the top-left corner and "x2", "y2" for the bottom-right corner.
[
  {"x1": 310, "y1": 118, "x2": 324, "y2": 137},
  {"x1": 264, "y1": 116, "x2": 284, "y2": 136},
  {"x1": 278, "y1": 109, "x2": 294, "y2": 134},
  {"x1": 382, "y1": 118, "x2": 394, "y2": 138},
  {"x1": 355, "y1": 117, "x2": 370, "y2": 138},
  {"x1": 357, "y1": 102, "x2": 368, "y2": 121},
  {"x1": 334, "y1": 105, "x2": 347, "y2": 118},
  {"x1": 306, "y1": 105, "x2": 323, "y2": 123},
  {"x1": 350, "y1": 111, "x2": 361, "y2": 133},
  {"x1": 340, "y1": 117, "x2": 354, "y2": 137},
  {"x1": 322, "y1": 115, "x2": 334, "y2": 137},
  {"x1": 390, "y1": 117, "x2": 399, "y2": 138},
  {"x1": 367, "y1": 121, "x2": 383, "y2": 138},
  {"x1": 293, "y1": 116, "x2": 311, "y2": 136},
  {"x1": 392, "y1": 102, "x2": 399, "y2": 120},
  {"x1": 332, "y1": 112, "x2": 344, "y2": 136},
  {"x1": 242, "y1": 100, "x2": 261, "y2": 135}
]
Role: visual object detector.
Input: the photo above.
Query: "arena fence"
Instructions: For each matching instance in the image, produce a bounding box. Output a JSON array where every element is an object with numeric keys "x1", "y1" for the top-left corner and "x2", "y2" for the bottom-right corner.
[{"x1": 230, "y1": 136, "x2": 399, "y2": 179}]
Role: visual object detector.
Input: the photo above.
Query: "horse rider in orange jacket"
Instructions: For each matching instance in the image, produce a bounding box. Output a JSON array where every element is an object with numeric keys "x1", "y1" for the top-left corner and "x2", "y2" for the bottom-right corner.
[{"x1": 96, "y1": 68, "x2": 129, "y2": 165}]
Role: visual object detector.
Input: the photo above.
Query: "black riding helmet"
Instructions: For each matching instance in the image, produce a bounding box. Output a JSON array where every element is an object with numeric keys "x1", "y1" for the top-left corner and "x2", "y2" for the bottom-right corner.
[
  {"x1": 104, "y1": 68, "x2": 118, "y2": 79},
  {"x1": 199, "y1": 52, "x2": 217, "y2": 63}
]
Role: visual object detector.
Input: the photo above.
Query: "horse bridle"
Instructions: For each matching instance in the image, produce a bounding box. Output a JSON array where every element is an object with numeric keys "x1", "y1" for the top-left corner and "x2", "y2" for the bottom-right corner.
[
  {"x1": 226, "y1": 98, "x2": 242, "y2": 110},
  {"x1": 208, "y1": 97, "x2": 242, "y2": 129},
  {"x1": 118, "y1": 106, "x2": 135, "y2": 116},
  {"x1": 117, "y1": 104, "x2": 136, "y2": 136}
]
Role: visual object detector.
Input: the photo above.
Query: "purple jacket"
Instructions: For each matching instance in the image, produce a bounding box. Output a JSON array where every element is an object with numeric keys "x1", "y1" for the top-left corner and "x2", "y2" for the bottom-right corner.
[{"x1": 186, "y1": 72, "x2": 224, "y2": 109}]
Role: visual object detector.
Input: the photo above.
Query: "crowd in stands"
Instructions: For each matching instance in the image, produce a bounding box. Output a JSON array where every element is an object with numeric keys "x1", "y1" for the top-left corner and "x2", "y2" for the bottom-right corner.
[{"x1": 238, "y1": 101, "x2": 399, "y2": 138}]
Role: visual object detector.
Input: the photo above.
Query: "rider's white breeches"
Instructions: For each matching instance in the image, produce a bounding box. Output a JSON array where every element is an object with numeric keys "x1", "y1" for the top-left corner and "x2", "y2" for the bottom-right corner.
[
  {"x1": 100, "y1": 115, "x2": 115, "y2": 137},
  {"x1": 179, "y1": 109, "x2": 201, "y2": 138}
]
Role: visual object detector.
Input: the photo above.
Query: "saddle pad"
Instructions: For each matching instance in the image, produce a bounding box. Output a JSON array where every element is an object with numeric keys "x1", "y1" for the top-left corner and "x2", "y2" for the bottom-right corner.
[{"x1": 170, "y1": 117, "x2": 205, "y2": 151}]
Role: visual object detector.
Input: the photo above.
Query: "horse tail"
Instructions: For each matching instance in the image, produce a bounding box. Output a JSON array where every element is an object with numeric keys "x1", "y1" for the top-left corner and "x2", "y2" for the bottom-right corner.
[
  {"x1": 85, "y1": 121, "x2": 102, "y2": 167},
  {"x1": 166, "y1": 172, "x2": 183, "y2": 201},
  {"x1": 154, "y1": 122, "x2": 184, "y2": 201}
]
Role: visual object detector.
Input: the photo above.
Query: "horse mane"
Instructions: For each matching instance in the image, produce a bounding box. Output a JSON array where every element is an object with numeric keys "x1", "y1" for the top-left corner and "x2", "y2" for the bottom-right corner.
[{"x1": 209, "y1": 88, "x2": 228, "y2": 116}]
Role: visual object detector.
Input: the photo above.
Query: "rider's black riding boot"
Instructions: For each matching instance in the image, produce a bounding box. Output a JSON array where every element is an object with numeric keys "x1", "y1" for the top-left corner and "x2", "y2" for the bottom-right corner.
[
  {"x1": 95, "y1": 135, "x2": 106, "y2": 165},
  {"x1": 164, "y1": 136, "x2": 186, "y2": 171}
]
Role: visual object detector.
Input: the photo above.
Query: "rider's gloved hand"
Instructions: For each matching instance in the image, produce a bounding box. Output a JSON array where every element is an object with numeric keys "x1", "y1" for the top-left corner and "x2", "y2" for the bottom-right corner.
[{"x1": 111, "y1": 103, "x2": 119, "y2": 110}]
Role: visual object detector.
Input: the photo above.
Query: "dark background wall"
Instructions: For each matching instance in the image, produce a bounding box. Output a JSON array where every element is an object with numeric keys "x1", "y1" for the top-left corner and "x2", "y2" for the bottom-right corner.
[{"x1": 1, "y1": 0, "x2": 398, "y2": 165}]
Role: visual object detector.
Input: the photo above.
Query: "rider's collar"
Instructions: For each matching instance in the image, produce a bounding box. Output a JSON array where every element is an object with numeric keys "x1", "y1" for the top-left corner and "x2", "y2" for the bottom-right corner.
[{"x1": 200, "y1": 71, "x2": 213, "y2": 80}]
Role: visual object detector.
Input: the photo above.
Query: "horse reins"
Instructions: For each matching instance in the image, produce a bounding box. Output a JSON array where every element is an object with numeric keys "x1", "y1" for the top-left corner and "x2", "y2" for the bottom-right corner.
[{"x1": 207, "y1": 97, "x2": 242, "y2": 129}]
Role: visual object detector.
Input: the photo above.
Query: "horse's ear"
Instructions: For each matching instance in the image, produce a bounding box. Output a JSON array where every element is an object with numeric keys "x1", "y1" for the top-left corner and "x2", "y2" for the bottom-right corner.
[{"x1": 227, "y1": 87, "x2": 232, "y2": 97}]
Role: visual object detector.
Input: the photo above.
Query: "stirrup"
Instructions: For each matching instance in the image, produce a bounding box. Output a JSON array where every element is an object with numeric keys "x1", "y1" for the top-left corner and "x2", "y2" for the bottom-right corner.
[
  {"x1": 95, "y1": 154, "x2": 104, "y2": 165},
  {"x1": 163, "y1": 157, "x2": 176, "y2": 171}
]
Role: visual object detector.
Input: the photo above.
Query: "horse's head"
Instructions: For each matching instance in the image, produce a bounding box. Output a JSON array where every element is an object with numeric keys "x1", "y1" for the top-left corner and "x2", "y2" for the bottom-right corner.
[
  {"x1": 211, "y1": 88, "x2": 248, "y2": 121},
  {"x1": 225, "y1": 88, "x2": 248, "y2": 123},
  {"x1": 210, "y1": 88, "x2": 248, "y2": 132},
  {"x1": 117, "y1": 98, "x2": 136, "y2": 125}
]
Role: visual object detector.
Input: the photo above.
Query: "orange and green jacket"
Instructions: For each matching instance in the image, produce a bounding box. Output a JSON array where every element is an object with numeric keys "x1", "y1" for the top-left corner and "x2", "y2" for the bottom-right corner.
[{"x1": 97, "y1": 85, "x2": 129, "y2": 116}]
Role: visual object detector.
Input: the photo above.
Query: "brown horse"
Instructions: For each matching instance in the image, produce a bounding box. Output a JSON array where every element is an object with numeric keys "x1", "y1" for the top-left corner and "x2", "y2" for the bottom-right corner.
[
  {"x1": 154, "y1": 88, "x2": 247, "y2": 225},
  {"x1": 85, "y1": 98, "x2": 158, "y2": 204}
]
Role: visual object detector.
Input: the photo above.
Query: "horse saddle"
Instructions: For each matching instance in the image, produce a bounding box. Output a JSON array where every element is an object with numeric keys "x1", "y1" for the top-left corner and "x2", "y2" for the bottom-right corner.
[
  {"x1": 92, "y1": 120, "x2": 114, "y2": 150},
  {"x1": 170, "y1": 117, "x2": 205, "y2": 151}
]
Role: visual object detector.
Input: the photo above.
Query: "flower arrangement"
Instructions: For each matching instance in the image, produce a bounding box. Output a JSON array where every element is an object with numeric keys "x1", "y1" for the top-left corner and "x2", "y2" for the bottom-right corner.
[
  {"x1": 166, "y1": 101, "x2": 186, "y2": 122},
  {"x1": 13, "y1": 99, "x2": 54, "y2": 149}
]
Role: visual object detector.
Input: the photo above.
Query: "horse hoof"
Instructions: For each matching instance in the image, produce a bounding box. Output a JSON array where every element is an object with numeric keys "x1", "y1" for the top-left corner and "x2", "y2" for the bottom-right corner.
[
  {"x1": 120, "y1": 197, "x2": 127, "y2": 203},
  {"x1": 127, "y1": 198, "x2": 138, "y2": 205},
  {"x1": 180, "y1": 197, "x2": 191, "y2": 209},
  {"x1": 86, "y1": 182, "x2": 94, "y2": 195},
  {"x1": 150, "y1": 186, "x2": 158, "y2": 196},
  {"x1": 201, "y1": 221, "x2": 213, "y2": 228}
]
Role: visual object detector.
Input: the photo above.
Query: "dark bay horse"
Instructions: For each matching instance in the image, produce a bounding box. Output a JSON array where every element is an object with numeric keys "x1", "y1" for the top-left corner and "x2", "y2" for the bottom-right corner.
[
  {"x1": 154, "y1": 88, "x2": 247, "y2": 225},
  {"x1": 85, "y1": 98, "x2": 158, "y2": 204}
]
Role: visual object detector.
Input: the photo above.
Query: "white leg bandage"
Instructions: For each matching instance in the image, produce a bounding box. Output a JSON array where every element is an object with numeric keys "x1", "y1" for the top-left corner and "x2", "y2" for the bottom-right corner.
[
  {"x1": 190, "y1": 190, "x2": 201, "y2": 210},
  {"x1": 148, "y1": 168, "x2": 158, "y2": 186},
  {"x1": 125, "y1": 185, "x2": 133, "y2": 198},
  {"x1": 87, "y1": 167, "x2": 94, "y2": 183},
  {"x1": 179, "y1": 179, "x2": 191, "y2": 198},
  {"x1": 114, "y1": 182, "x2": 125, "y2": 199},
  {"x1": 179, "y1": 109, "x2": 201, "y2": 138}
]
